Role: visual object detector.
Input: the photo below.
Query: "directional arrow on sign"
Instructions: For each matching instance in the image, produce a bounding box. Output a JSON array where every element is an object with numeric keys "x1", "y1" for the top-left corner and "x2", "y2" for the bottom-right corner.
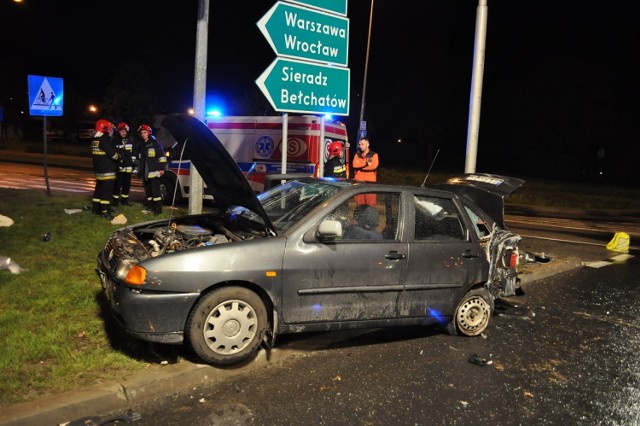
[
  {"x1": 256, "y1": 57, "x2": 350, "y2": 116},
  {"x1": 257, "y1": 1, "x2": 349, "y2": 67}
]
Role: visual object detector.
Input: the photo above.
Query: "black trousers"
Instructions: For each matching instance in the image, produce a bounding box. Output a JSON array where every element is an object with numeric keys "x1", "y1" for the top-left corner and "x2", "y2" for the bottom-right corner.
[
  {"x1": 93, "y1": 179, "x2": 115, "y2": 212},
  {"x1": 143, "y1": 178, "x2": 162, "y2": 211},
  {"x1": 114, "y1": 173, "x2": 132, "y2": 200}
]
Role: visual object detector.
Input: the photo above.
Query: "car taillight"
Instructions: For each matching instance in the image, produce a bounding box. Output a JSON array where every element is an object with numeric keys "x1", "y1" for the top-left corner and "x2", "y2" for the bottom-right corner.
[
  {"x1": 509, "y1": 249, "x2": 519, "y2": 268},
  {"x1": 501, "y1": 248, "x2": 519, "y2": 269}
]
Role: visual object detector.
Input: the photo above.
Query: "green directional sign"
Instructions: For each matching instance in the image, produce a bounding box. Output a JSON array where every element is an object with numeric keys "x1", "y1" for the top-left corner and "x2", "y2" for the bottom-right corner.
[
  {"x1": 256, "y1": 57, "x2": 350, "y2": 116},
  {"x1": 286, "y1": 0, "x2": 348, "y2": 16},
  {"x1": 257, "y1": 1, "x2": 349, "y2": 67}
]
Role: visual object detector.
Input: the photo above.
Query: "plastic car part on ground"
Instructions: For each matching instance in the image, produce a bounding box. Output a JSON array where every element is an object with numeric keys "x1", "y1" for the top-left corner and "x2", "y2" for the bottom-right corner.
[
  {"x1": 0, "y1": 256, "x2": 24, "y2": 274},
  {"x1": 0, "y1": 214, "x2": 14, "y2": 227},
  {"x1": 110, "y1": 214, "x2": 127, "y2": 225}
]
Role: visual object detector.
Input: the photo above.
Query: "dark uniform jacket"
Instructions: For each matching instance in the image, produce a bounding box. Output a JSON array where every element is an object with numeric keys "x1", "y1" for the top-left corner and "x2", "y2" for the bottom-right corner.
[
  {"x1": 324, "y1": 156, "x2": 347, "y2": 178},
  {"x1": 139, "y1": 138, "x2": 167, "y2": 181},
  {"x1": 91, "y1": 133, "x2": 119, "y2": 180},
  {"x1": 114, "y1": 136, "x2": 139, "y2": 174}
]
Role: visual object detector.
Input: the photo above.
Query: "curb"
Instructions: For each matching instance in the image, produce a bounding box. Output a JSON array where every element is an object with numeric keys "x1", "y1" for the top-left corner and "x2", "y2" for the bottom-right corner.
[
  {"x1": 0, "y1": 329, "x2": 372, "y2": 426},
  {"x1": 0, "y1": 349, "x2": 303, "y2": 426}
]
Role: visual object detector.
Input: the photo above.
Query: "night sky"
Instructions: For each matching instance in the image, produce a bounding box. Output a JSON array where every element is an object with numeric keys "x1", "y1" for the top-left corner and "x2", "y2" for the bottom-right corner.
[{"x1": 1, "y1": 0, "x2": 639, "y2": 182}]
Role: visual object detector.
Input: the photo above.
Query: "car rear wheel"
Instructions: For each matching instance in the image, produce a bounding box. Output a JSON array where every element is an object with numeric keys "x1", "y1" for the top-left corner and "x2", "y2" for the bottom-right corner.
[
  {"x1": 186, "y1": 287, "x2": 267, "y2": 366},
  {"x1": 447, "y1": 288, "x2": 494, "y2": 336}
]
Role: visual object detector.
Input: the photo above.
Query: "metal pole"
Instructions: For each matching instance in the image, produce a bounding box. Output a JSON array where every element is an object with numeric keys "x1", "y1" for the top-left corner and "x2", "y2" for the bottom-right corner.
[
  {"x1": 43, "y1": 116, "x2": 51, "y2": 196},
  {"x1": 281, "y1": 113, "x2": 288, "y2": 185},
  {"x1": 464, "y1": 0, "x2": 488, "y2": 174},
  {"x1": 358, "y1": 0, "x2": 374, "y2": 141},
  {"x1": 319, "y1": 115, "x2": 326, "y2": 177},
  {"x1": 189, "y1": 0, "x2": 209, "y2": 215}
]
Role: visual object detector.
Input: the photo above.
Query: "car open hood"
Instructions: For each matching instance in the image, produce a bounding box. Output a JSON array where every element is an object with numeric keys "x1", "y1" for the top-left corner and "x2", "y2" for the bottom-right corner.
[
  {"x1": 161, "y1": 113, "x2": 276, "y2": 235},
  {"x1": 434, "y1": 173, "x2": 525, "y2": 228}
]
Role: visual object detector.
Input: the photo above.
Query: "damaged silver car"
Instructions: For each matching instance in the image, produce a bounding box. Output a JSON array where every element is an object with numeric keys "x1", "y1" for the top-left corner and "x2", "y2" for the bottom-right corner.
[{"x1": 96, "y1": 114, "x2": 525, "y2": 366}]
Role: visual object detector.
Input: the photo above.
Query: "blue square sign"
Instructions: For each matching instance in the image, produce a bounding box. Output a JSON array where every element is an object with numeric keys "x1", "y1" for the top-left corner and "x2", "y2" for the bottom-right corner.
[{"x1": 28, "y1": 75, "x2": 63, "y2": 117}]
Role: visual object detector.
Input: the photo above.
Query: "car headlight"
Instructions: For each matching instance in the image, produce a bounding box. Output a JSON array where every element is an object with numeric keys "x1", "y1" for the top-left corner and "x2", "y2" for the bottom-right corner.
[{"x1": 114, "y1": 259, "x2": 137, "y2": 281}]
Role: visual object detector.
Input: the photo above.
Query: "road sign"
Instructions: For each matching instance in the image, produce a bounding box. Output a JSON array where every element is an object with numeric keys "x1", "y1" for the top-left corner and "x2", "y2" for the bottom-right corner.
[
  {"x1": 28, "y1": 75, "x2": 63, "y2": 117},
  {"x1": 257, "y1": 1, "x2": 349, "y2": 66},
  {"x1": 256, "y1": 57, "x2": 350, "y2": 116},
  {"x1": 285, "y1": 0, "x2": 348, "y2": 16}
]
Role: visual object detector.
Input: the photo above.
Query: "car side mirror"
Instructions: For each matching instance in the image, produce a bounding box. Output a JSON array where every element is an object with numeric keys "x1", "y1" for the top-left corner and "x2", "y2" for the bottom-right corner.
[{"x1": 304, "y1": 220, "x2": 343, "y2": 243}]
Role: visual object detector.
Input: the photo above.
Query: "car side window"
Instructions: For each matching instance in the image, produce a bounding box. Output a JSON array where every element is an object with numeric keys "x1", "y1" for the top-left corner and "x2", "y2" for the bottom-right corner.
[
  {"x1": 325, "y1": 192, "x2": 401, "y2": 241},
  {"x1": 414, "y1": 195, "x2": 466, "y2": 241}
]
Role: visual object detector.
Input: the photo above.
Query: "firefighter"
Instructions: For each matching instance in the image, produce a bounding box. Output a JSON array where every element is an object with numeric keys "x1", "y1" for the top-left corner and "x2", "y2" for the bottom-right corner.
[
  {"x1": 137, "y1": 124, "x2": 167, "y2": 215},
  {"x1": 324, "y1": 141, "x2": 347, "y2": 178},
  {"x1": 91, "y1": 119, "x2": 119, "y2": 219},
  {"x1": 352, "y1": 137, "x2": 379, "y2": 205},
  {"x1": 112, "y1": 122, "x2": 138, "y2": 206}
]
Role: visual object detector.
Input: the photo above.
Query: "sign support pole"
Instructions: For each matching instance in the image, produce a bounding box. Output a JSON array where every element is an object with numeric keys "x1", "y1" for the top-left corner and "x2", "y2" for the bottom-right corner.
[
  {"x1": 281, "y1": 113, "x2": 288, "y2": 185},
  {"x1": 189, "y1": 0, "x2": 209, "y2": 215},
  {"x1": 319, "y1": 115, "x2": 326, "y2": 177},
  {"x1": 43, "y1": 116, "x2": 51, "y2": 196}
]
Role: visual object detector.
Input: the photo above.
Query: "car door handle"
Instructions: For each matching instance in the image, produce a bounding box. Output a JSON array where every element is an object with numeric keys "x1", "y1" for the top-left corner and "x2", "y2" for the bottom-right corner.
[
  {"x1": 462, "y1": 250, "x2": 479, "y2": 259},
  {"x1": 385, "y1": 251, "x2": 406, "y2": 260}
]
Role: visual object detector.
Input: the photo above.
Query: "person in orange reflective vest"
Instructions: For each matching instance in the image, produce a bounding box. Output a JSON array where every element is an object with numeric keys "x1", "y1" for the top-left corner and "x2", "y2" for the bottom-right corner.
[{"x1": 352, "y1": 137, "x2": 379, "y2": 205}]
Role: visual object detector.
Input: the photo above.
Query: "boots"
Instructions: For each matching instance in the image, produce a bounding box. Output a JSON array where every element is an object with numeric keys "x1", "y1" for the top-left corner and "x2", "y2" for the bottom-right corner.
[
  {"x1": 120, "y1": 197, "x2": 130, "y2": 206},
  {"x1": 153, "y1": 201, "x2": 163, "y2": 216},
  {"x1": 142, "y1": 201, "x2": 153, "y2": 214},
  {"x1": 92, "y1": 202, "x2": 101, "y2": 215},
  {"x1": 101, "y1": 209, "x2": 115, "y2": 220},
  {"x1": 112, "y1": 197, "x2": 120, "y2": 207}
]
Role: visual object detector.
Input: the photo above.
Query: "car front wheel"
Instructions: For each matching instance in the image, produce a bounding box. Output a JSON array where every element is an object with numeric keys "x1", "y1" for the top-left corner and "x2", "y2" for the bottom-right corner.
[
  {"x1": 186, "y1": 287, "x2": 267, "y2": 366},
  {"x1": 447, "y1": 288, "x2": 494, "y2": 337}
]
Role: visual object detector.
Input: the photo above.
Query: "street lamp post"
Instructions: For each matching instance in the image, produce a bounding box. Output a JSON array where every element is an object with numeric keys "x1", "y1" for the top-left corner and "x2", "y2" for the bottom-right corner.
[{"x1": 464, "y1": 0, "x2": 488, "y2": 174}]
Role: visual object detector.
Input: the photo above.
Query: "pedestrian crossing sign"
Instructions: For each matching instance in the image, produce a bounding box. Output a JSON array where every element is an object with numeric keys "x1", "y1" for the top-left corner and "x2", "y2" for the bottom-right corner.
[{"x1": 28, "y1": 75, "x2": 64, "y2": 117}]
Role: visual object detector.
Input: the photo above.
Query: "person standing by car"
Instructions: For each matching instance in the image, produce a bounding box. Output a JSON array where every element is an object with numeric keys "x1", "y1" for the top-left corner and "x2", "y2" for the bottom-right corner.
[
  {"x1": 91, "y1": 119, "x2": 119, "y2": 219},
  {"x1": 352, "y1": 137, "x2": 379, "y2": 205},
  {"x1": 138, "y1": 124, "x2": 167, "y2": 215},
  {"x1": 112, "y1": 122, "x2": 138, "y2": 206},
  {"x1": 324, "y1": 142, "x2": 347, "y2": 178}
]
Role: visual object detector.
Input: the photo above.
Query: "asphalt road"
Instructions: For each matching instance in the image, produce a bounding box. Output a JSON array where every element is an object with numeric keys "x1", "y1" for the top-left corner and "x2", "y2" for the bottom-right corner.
[{"x1": 91, "y1": 254, "x2": 640, "y2": 425}]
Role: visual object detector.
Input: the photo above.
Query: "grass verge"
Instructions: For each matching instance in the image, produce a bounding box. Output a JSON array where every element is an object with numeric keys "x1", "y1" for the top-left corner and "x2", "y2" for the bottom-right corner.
[{"x1": 0, "y1": 189, "x2": 189, "y2": 406}]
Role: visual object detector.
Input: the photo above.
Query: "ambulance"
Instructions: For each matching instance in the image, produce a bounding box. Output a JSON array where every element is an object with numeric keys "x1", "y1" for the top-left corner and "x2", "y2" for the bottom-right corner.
[{"x1": 161, "y1": 115, "x2": 350, "y2": 203}]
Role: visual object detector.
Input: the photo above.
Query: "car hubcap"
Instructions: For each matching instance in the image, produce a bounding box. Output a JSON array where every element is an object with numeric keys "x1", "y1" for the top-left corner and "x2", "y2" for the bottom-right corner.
[
  {"x1": 457, "y1": 296, "x2": 490, "y2": 335},
  {"x1": 204, "y1": 300, "x2": 258, "y2": 355}
]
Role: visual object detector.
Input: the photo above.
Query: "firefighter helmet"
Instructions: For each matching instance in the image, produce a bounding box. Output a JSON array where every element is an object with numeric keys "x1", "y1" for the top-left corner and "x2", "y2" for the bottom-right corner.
[
  {"x1": 137, "y1": 124, "x2": 152, "y2": 135},
  {"x1": 329, "y1": 142, "x2": 343, "y2": 156},
  {"x1": 95, "y1": 119, "x2": 114, "y2": 133},
  {"x1": 117, "y1": 122, "x2": 130, "y2": 132}
]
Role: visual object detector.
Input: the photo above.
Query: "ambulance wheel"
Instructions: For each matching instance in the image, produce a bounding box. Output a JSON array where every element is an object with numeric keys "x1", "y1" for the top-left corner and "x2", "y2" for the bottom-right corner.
[{"x1": 159, "y1": 175, "x2": 179, "y2": 205}]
